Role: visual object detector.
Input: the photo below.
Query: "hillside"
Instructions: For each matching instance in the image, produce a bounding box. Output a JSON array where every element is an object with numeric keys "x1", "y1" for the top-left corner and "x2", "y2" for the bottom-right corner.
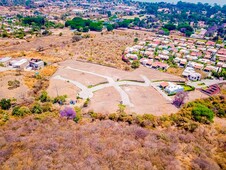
[{"x1": 0, "y1": 114, "x2": 225, "y2": 169}]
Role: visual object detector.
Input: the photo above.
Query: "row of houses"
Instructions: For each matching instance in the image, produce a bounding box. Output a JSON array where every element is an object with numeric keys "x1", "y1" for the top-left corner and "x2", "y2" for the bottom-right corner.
[
  {"x1": 0, "y1": 57, "x2": 44, "y2": 70},
  {"x1": 123, "y1": 34, "x2": 226, "y2": 80}
]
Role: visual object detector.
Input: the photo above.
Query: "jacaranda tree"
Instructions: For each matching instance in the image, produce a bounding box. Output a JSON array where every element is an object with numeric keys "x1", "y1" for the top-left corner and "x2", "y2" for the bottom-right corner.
[{"x1": 60, "y1": 107, "x2": 76, "y2": 120}]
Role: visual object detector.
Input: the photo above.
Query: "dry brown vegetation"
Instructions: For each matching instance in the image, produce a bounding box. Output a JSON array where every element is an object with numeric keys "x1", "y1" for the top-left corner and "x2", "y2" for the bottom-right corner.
[
  {"x1": 0, "y1": 29, "x2": 152, "y2": 70},
  {"x1": 0, "y1": 114, "x2": 225, "y2": 170}
]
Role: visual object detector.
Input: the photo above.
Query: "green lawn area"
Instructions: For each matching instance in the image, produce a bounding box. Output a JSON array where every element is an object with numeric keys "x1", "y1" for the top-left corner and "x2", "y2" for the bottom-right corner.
[{"x1": 181, "y1": 85, "x2": 195, "y2": 91}]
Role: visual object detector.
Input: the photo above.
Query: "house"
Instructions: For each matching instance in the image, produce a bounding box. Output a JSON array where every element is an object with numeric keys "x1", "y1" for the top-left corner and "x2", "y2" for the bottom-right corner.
[
  {"x1": 160, "y1": 82, "x2": 169, "y2": 89},
  {"x1": 204, "y1": 65, "x2": 219, "y2": 72},
  {"x1": 0, "y1": 57, "x2": 11, "y2": 66},
  {"x1": 10, "y1": 59, "x2": 28, "y2": 69},
  {"x1": 125, "y1": 54, "x2": 138, "y2": 60},
  {"x1": 165, "y1": 82, "x2": 184, "y2": 95},
  {"x1": 188, "y1": 73, "x2": 201, "y2": 81},
  {"x1": 159, "y1": 54, "x2": 169, "y2": 60},
  {"x1": 152, "y1": 62, "x2": 169, "y2": 70},
  {"x1": 179, "y1": 59, "x2": 187, "y2": 67},
  {"x1": 29, "y1": 58, "x2": 44, "y2": 70},
  {"x1": 182, "y1": 67, "x2": 196, "y2": 77}
]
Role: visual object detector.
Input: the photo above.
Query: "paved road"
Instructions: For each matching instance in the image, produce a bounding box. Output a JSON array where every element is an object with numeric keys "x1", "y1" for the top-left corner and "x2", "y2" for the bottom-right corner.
[
  {"x1": 187, "y1": 79, "x2": 226, "y2": 88},
  {"x1": 53, "y1": 75, "x2": 93, "y2": 99}
]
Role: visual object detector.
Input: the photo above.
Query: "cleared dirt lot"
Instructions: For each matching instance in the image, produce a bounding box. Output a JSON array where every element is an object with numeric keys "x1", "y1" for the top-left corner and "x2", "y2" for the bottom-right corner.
[
  {"x1": 0, "y1": 74, "x2": 29, "y2": 102},
  {"x1": 60, "y1": 60, "x2": 185, "y2": 82},
  {"x1": 47, "y1": 79, "x2": 80, "y2": 100},
  {"x1": 50, "y1": 60, "x2": 184, "y2": 115},
  {"x1": 84, "y1": 87, "x2": 121, "y2": 114},
  {"x1": 121, "y1": 85, "x2": 178, "y2": 115}
]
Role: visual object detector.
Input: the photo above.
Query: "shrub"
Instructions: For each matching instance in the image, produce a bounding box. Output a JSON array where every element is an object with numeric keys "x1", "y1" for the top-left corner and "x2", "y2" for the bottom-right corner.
[
  {"x1": 131, "y1": 60, "x2": 140, "y2": 69},
  {"x1": 31, "y1": 103, "x2": 43, "y2": 114},
  {"x1": 72, "y1": 35, "x2": 82, "y2": 42},
  {"x1": 42, "y1": 102, "x2": 53, "y2": 112},
  {"x1": 53, "y1": 95, "x2": 67, "y2": 104},
  {"x1": 108, "y1": 113, "x2": 118, "y2": 121},
  {"x1": 217, "y1": 109, "x2": 225, "y2": 118},
  {"x1": 192, "y1": 104, "x2": 214, "y2": 123},
  {"x1": 8, "y1": 80, "x2": 20, "y2": 90},
  {"x1": 83, "y1": 98, "x2": 90, "y2": 107},
  {"x1": 74, "y1": 107, "x2": 82, "y2": 123},
  {"x1": 39, "y1": 91, "x2": 50, "y2": 103},
  {"x1": 12, "y1": 106, "x2": 30, "y2": 117},
  {"x1": 134, "y1": 38, "x2": 138, "y2": 43},
  {"x1": 0, "y1": 99, "x2": 11, "y2": 110}
]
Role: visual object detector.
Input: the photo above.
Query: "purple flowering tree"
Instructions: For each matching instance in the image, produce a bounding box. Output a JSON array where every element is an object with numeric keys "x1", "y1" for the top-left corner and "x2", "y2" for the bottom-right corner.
[
  {"x1": 180, "y1": 28, "x2": 187, "y2": 33},
  {"x1": 172, "y1": 91, "x2": 188, "y2": 108},
  {"x1": 60, "y1": 107, "x2": 76, "y2": 119}
]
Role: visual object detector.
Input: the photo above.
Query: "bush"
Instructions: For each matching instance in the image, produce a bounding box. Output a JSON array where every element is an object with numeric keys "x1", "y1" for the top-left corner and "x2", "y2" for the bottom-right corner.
[
  {"x1": 192, "y1": 104, "x2": 214, "y2": 123},
  {"x1": 8, "y1": 80, "x2": 20, "y2": 90},
  {"x1": 53, "y1": 95, "x2": 67, "y2": 104},
  {"x1": 72, "y1": 35, "x2": 82, "y2": 42},
  {"x1": 31, "y1": 103, "x2": 43, "y2": 114},
  {"x1": 42, "y1": 102, "x2": 53, "y2": 112},
  {"x1": 0, "y1": 99, "x2": 11, "y2": 110},
  {"x1": 39, "y1": 91, "x2": 50, "y2": 103},
  {"x1": 131, "y1": 60, "x2": 140, "y2": 69},
  {"x1": 83, "y1": 98, "x2": 90, "y2": 107},
  {"x1": 12, "y1": 106, "x2": 30, "y2": 117}
]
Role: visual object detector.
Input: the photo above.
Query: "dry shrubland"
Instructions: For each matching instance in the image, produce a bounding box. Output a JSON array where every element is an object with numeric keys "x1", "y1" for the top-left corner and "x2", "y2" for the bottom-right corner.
[{"x1": 0, "y1": 115, "x2": 225, "y2": 170}]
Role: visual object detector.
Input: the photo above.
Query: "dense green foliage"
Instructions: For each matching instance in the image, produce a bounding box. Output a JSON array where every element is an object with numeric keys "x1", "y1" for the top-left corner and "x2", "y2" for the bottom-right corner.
[
  {"x1": 12, "y1": 106, "x2": 30, "y2": 117},
  {"x1": 0, "y1": 98, "x2": 11, "y2": 110},
  {"x1": 192, "y1": 104, "x2": 214, "y2": 123},
  {"x1": 65, "y1": 17, "x2": 103, "y2": 32},
  {"x1": 212, "y1": 68, "x2": 226, "y2": 80},
  {"x1": 131, "y1": 60, "x2": 140, "y2": 69},
  {"x1": 22, "y1": 16, "x2": 45, "y2": 27}
]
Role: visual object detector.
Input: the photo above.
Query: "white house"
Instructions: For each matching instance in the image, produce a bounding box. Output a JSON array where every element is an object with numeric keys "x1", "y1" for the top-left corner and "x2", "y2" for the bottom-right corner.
[
  {"x1": 0, "y1": 57, "x2": 11, "y2": 66},
  {"x1": 165, "y1": 82, "x2": 184, "y2": 95},
  {"x1": 188, "y1": 72, "x2": 201, "y2": 81},
  {"x1": 11, "y1": 59, "x2": 28, "y2": 69}
]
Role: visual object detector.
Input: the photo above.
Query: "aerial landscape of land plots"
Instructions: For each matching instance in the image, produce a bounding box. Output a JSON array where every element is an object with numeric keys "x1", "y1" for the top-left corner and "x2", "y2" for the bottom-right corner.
[
  {"x1": 47, "y1": 59, "x2": 207, "y2": 115},
  {"x1": 0, "y1": 27, "x2": 222, "y2": 115}
]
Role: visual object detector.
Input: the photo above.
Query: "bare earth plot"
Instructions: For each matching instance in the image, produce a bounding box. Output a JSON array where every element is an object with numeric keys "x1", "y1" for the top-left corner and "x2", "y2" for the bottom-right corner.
[
  {"x1": 49, "y1": 60, "x2": 185, "y2": 115},
  {"x1": 0, "y1": 75, "x2": 29, "y2": 102}
]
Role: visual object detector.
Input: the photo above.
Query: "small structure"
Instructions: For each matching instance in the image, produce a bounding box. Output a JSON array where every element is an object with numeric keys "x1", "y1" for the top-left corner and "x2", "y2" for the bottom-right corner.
[
  {"x1": 188, "y1": 72, "x2": 201, "y2": 81},
  {"x1": 29, "y1": 58, "x2": 44, "y2": 70},
  {"x1": 160, "y1": 82, "x2": 169, "y2": 89},
  {"x1": 165, "y1": 82, "x2": 184, "y2": 95},
  {"x1": 182, "y1": 67, "x2": 201, "y2": 81},
  {"x1": 10, "y1": 59, "x2": 28, "y2": 69},
  {"x1": 0, "y1": 57, "x2": 11, "y2": 66}
]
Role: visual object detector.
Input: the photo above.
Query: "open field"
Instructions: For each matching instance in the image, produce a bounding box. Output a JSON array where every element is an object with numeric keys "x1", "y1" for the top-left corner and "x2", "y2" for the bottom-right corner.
[
  {"x1": 0, "y1": 74, "x2": 29, "y2": 102},
  {"x1": 0, "y1": 28, "x2": 156, "y2": 69}
]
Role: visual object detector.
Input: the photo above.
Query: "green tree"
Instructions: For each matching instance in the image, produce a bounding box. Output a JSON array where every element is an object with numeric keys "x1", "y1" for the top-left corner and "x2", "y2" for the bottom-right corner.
[
  {"x1": 31, "y1": 103, "x2": 43, "y2": 114},
  {"x1": 107, "y1": 24, "x2": 114, "y2": 31},
  {"x1": 192, "y1": 104, "x2": 214, "y2": 123},
  {"x1": 0, "y1": 99, "x2": 11, "y2": 110},
  {"x1": 39, "y1": 91, "x2": 50, "y2": 103},
  {"x1": 131, "y1": 60, "x2": 140, "y2": 69},
  {"x1": 134, "y1": 38, "x2": 139, "y2": 43}
]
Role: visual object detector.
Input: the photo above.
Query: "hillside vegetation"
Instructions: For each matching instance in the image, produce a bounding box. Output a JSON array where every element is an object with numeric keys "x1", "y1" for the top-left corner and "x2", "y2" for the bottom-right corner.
[
  {"x1": 0, "y1": 115, "x2": 225, "y2": 170},
  {"x1": 0, "y1": 93, "x2": 226, "y2": 169}
]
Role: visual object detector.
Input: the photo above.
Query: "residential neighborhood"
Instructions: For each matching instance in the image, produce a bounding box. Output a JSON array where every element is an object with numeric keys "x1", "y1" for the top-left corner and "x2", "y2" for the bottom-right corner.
[{"x1": 123, "y1": 35, "x2": 226, "y2": 81}]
